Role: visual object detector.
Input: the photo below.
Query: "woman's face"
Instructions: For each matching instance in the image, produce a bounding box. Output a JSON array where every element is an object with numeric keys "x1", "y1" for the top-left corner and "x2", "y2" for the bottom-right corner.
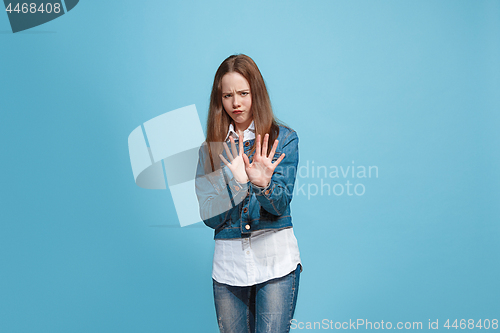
[{"x1": 221, "y1": 72, "x2": 253, "y2": 131}]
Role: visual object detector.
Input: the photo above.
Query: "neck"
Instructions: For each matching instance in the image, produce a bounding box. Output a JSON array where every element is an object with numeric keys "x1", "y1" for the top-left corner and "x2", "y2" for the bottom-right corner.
[{"x1": 234, "y1": 118, "x2": 253, "y2": 134}]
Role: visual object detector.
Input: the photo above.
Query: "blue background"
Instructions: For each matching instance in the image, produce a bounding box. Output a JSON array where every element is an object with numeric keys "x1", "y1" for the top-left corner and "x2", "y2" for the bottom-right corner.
[{"x1": 1, "y1": 0, "x2": 499, "y2": 332}]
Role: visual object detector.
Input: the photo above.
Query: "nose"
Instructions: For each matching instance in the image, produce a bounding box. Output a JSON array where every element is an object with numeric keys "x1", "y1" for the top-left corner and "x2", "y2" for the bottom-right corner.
[{"x1": 232, "y1": 94, "x2": 241, "y2": 108}]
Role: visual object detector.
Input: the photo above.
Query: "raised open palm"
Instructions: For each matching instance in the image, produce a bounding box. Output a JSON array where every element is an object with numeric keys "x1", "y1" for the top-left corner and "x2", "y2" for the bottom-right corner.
[
  {"x1": 219, "y1": 135, "x2": 249, "y2": 184},
  {"x1": 243, "y1": 133, "x2": 285, "y2": 188}
]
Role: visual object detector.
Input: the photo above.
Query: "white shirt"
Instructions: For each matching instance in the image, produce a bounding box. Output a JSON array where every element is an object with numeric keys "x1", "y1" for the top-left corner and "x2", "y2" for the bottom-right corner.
[{"x1": 212, "y1": 121, "x2": 302, "y2": 286}]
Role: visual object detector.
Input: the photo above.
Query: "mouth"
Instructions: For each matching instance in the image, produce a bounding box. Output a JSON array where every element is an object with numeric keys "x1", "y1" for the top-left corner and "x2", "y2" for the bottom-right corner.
[{"x1": 233, "y1": 110, "x2": 243, "y2": 114}]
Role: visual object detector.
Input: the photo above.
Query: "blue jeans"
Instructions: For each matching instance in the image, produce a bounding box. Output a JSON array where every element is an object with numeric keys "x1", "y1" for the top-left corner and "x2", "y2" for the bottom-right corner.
[{"x1": 212, "y1": 264, "x2": 301, "y2": 333}]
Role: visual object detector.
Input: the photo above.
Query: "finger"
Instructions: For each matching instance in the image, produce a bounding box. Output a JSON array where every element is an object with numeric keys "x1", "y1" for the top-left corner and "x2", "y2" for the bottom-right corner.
[
  {"x1": 255, "y1": 134, "x2": 261, "y2": 158},
  {"x1": 262, "y1": 133, "x2": 269, "y2": 158},
  {"x1": 223, "y1": 141, "x2": 233, "y2": 161},
  {"x1": 230, "y1": 136, "x2": 238, "y2": 158},
  {"x1": 269, "y1": 139, "x2": 279, "y2": 159},
  {"x1": 239, "y1": 134, "x2": 244, "y2": 156},
  {"x1": 219, "y1": 154, "x2": 230, "y2": 166},
  {"x1": 272, "y1": 153, "x2": 286, "y2": 168},
  {"x1": 242, "y1": 153, "x2": 250, "y2": 168}
]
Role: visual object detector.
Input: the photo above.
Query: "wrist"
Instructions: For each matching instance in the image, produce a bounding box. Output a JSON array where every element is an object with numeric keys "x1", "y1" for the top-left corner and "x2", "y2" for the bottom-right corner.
[
  {"x1": 251, "y1": 180, "x2": 270, "y2": 189},
  {"x1": 235, "y1": 177, "x2": 249, "y2": 185}
]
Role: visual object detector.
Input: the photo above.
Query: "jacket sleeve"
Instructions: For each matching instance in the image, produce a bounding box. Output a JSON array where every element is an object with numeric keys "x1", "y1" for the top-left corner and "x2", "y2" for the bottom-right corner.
[
  {"x1": 195, "y1": 142, "x2": 249, "y2": 229},
  {"x1": 249, "y1": 130, "x2": 299, "y2": 216}
]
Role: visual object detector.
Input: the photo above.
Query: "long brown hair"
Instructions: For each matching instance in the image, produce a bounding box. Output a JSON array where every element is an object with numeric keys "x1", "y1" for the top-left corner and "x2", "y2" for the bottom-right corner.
[{"x1": 205, "y1": 54, "x2": 284, "y2": 171}]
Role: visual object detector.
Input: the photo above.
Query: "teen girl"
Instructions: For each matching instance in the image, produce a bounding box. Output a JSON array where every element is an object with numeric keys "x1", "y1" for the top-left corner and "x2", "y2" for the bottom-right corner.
[{"x1": 195, "y1": 54, "x2": 302, "y2": 333}]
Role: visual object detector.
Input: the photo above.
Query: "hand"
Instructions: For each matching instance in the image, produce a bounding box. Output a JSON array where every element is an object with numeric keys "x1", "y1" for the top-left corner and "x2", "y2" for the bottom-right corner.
[
  {"x1": 219, "y1": 134, "x2": 249, "y2": 184},
  {"x1": 242, "y1": 133, "x2": 285, "y2": 188}
]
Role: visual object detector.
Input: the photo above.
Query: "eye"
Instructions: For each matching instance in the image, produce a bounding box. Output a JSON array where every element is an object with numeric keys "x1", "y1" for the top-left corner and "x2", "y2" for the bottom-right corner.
[
  {"x1": 223, "y1": 94, "x2": 231, "y2": 98},
  {"x1": 241, "y1": 92, "x2": 249, "y2": 96}
]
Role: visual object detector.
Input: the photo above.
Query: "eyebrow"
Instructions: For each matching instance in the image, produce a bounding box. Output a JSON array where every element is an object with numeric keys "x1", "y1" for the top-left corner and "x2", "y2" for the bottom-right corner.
[{"x1": 222, "y1": 89, "x2": 250, "y2": 94}]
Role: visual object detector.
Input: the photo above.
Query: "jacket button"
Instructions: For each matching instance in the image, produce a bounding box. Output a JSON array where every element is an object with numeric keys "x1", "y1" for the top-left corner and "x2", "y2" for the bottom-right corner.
[
  {"x1": 265, "y1": 189, "x2": 270, "y2": 195},
  {"x1": 234, "y1": 185, "x2": 240, "y2": 191},
  {"x1": 243, "y1": 207, "x2": 248, "y2": 213},
  {"x1": 245, "y1": 141, "x2": 250, "y2": 147},
  {"x1": 245, "y1": 224, "x2": 250, "y2": 230}
]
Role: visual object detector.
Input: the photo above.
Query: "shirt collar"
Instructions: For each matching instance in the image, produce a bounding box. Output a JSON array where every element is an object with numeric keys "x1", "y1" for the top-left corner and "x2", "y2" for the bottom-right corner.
[{"x1": 224, "y1": 120, "x2": 255, "y2": 142}]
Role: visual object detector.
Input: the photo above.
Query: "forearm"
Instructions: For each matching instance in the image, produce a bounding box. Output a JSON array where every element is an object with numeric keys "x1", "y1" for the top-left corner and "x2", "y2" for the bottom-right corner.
[
  {"x1": 196, "y1": 166, "x2": 249, "y2": 229},
  {"x1": 250, "y1": 131, "x2": 299, "y2": 216},
  {"x1": 250, "y1": 178, "x2": 293, "y2": 216}
]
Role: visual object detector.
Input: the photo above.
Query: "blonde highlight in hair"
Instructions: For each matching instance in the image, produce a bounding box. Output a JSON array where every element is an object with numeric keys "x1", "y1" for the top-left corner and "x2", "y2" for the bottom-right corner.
[{"x1": 205, "y1": 54, "x2": 285, "y2": 171}]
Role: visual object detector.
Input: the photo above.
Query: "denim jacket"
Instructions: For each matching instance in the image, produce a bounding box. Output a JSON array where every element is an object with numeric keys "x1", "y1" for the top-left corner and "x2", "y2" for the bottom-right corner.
[{"x1": 195, "y1": 125, "x2": 299, "y2": 239}]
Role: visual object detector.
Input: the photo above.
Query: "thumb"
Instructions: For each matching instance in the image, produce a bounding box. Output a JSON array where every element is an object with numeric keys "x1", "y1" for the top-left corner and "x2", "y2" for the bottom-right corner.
[{"x1": 242, "y1": 153, "x2": 250, "y2": 168}]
